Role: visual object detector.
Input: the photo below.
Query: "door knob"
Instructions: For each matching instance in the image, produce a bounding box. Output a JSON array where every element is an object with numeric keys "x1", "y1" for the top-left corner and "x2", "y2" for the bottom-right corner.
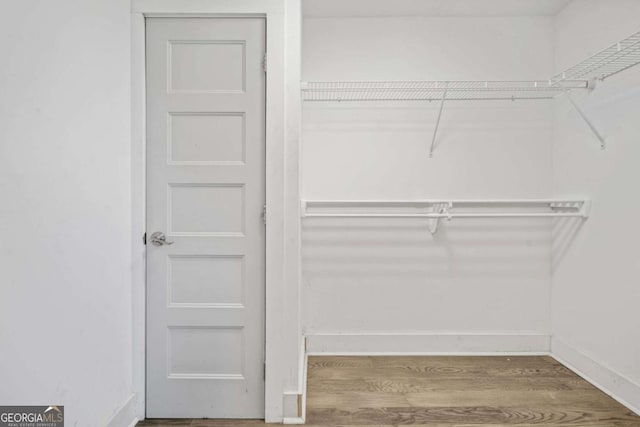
[{"x1": 149, "y1": 231, "x2": 174, "y2": 247}]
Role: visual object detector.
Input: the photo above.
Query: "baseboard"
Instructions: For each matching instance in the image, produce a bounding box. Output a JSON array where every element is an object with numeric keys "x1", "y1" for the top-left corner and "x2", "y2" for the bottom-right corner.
[
  {"x1": 282, "y1": 392, "x2": 300, "y2": 423},
  {"x1": 283, "y1": 338, "x2": 308, "y2": 424},
  {"x1": 551, "y1": 337, "x2": 640, "y2": 415},
  {"x1": 306, "y1": 333, "x2": 550, "y2": 355},
  {"x1": 300, "y1": 337, "x2": 308, "y2": 421},
  {"x1": 105, "y1": 393, "x2": 138, "y2": 427}
]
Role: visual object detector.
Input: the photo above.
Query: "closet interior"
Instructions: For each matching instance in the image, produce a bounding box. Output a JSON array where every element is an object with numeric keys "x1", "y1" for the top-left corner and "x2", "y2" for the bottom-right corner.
[{"x1": 298, "y1": 0, "x2": 640, "y2": 418}]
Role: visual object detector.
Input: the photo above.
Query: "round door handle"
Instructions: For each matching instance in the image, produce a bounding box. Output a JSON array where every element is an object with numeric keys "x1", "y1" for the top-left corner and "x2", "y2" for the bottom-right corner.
[{"x1": 149, "y1": 231, "x2": 174, "y2": 247}]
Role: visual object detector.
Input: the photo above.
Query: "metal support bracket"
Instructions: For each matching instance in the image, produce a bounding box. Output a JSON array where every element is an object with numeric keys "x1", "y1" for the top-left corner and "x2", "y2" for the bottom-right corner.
[
  {"x1": 564, "y1": 90, "x2": 606, "y2": 150},
  {"x1": 580, "y1": 200, "x2": 592, "y2": 219},
  {"x1": 429, "y1": 87, "x2": 448, "y2": 157},
  {"x1": 428, "y1": 202, "x2": 452, "y2": 235},
  {"x1": 549, "y1": 200, "x2": 591, "y2": 219}
]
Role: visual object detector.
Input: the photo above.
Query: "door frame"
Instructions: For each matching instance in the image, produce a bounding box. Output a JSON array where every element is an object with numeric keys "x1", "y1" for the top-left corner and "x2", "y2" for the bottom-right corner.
[{"x1": 131, "y1": 1, "x2": 299, "y2": 422}]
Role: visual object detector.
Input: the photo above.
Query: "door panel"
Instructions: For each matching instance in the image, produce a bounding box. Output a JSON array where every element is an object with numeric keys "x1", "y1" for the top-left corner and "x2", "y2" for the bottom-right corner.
[{"x1": 146, "y1": 17, "x2": 265, "y2": 419}]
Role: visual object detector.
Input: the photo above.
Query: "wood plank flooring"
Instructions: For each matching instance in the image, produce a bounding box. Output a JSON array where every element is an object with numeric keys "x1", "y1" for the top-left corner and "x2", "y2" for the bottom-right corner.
[{"x1": 138, "y1": 356, "x2": 640, "y2": 426}]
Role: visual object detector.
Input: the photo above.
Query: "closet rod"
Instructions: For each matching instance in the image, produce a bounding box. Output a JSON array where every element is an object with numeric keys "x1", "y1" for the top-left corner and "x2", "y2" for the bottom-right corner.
[
  {"x1": 301, "y1": 199, "x2": 590, "y2": 233},
  {"x1": 303, "y1": 199, "x2": 588, "y2": 205},
  {"x1": 303, "y1": 213, "x2": 585, "y2": 219}
]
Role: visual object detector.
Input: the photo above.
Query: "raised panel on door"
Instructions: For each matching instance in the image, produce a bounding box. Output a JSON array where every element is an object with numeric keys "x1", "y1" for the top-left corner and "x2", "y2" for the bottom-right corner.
[{"x1": 145, "y1": 17, "x2": 265, "y2": 419}]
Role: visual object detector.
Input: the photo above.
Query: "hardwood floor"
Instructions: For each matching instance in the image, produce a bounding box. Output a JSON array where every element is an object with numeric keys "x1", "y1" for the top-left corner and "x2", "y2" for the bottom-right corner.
[{"x1": 138, "y1": 356, "x2": 640, "y2": 426}]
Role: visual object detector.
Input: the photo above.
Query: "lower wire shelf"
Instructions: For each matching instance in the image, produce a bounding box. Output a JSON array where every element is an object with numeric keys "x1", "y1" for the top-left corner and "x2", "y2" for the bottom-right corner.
[{"x1": 301, "y1": 199, "x2": 590, "y2": 234}]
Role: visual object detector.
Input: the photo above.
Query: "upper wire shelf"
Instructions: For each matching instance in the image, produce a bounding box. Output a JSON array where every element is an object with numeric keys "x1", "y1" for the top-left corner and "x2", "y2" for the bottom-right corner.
[
  {"x1": 302, "y1": 30, "x2": 640, "y2": 102},
  {"x1": 300, "y1": 28, "x2": 640, "y2": 152},
  {"x1": 551, "y1": 30, "x2": 640, "y2": 83},
  {"x1": 301, "y1": 80, "x2": 588, "y2": 102}
]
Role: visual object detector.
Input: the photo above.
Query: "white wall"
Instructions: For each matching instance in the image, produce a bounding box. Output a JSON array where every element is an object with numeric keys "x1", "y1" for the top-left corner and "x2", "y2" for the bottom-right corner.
[
  {"x1": 301, "y1": 17, "x2": 559, "y2": 351},
  {"x1": 0, "y1": 1, "x2": 134, "y2": 426},
  {"x1": 552, "y1": 0, "x2": 640, "y2": 412}
]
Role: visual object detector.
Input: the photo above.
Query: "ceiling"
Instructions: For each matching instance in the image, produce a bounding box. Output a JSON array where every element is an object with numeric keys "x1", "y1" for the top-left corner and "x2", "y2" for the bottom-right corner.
[{"x1": 303, "y1": 0, "x2": 574, "y2": 18}]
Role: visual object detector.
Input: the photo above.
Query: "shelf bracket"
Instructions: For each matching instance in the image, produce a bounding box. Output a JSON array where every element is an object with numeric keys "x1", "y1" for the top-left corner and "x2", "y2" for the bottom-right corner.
[
  {"x1": 581, "y1": 200, "x2": 592, "y2": 219},
  {"x1": 550, "y1": 200, "x2": 591, "y2": 219},
  {"x1": 428, "y1": 202, "x2": 452, "y2": 235},
  {"x1": 300, "y1": 200, "x2": 307, "y2": 218},
  {"x1": 564, "y1": 91, "x2": 606, "y2": 150},
  {"x1": 429, "y1": 88, "x2": 448, "y2": 157}
]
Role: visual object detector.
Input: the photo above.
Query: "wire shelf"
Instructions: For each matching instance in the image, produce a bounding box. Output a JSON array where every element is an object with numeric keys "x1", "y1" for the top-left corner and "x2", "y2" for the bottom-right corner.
[
  {"x1": 301, "y1": 80, "x2": 589, "y2": 102},
  {"x1": 552, "y1": 30, "x2": 640, "y2": 82}
]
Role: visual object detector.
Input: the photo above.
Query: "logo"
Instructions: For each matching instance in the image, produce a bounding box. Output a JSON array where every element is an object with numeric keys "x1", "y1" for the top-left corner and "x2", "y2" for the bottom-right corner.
[{"x1": 0, "y1": 406, "x2": 64, "y2": 427}]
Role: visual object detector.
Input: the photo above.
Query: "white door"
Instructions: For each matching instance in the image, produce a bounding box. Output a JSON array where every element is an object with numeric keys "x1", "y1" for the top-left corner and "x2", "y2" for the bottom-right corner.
[{"x1": 145, "y1": 17, "x2": 266, "y2": 419}]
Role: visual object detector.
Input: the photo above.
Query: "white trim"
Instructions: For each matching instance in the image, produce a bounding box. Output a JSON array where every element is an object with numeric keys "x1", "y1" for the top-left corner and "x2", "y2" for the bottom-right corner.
[
  {"x1": 300, "y1": 339, "x2": 308, "y2": 422},
  {"x1": 130, "y1": 12, "x2": 146, "y2": 421},
  {"x1": 105, "y1": 394, "x2": 138, "y2": 427},
  {"x1": 551, "y1": 338, "x2": 640, "y2": 415},
  {"x1": 133, "y1": 0, "x2": 268, "y2": 14},
  {"x1": 283, "y1": 0, "x2": 304, "y2": 422},
  {"x1": 130, "y1": 1, "x2": 295, "y2": 422},
  {"x1": 306, "y1": 333, "x2": 551, "y2": 354},
  {"x1": 282, "y1": 392, "x2": 300, "y2": 421},
  {"x1": 282, "y1": 339, "x2": 308, "y2": 423},
  {"x1": 307, "y1": 351, "x2": 552, "y2": 356},
  {"x1": 141, "y1": 13, "x2": 266, "y2": 18}
]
